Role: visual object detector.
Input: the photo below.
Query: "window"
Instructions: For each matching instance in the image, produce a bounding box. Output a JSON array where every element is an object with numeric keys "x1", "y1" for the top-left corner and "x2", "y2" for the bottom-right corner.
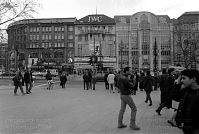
[
  {"x1": 68, "y1": 42, "x2": 73, "y2": 47},
  {"x1": 68, "y1": 26, "x2": 73, "y2": 32},
  {"x1": 68, "y1": 35, "x2": 73, "y2": 40},
  {"x1": 37, "y1": 35, "x2": 39, "y2": 40},
  {"x1": 61, "y1": 34, "x2": 64, "y2": 39}
]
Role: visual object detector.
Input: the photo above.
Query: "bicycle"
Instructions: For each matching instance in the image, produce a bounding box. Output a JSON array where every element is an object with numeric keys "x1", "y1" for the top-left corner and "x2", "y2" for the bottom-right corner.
[{"x1": 47, "y1": 80, "x2": 53, "y2": 90}]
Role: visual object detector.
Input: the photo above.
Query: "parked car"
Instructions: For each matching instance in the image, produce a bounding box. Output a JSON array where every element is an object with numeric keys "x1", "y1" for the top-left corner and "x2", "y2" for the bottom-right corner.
[
  {"x1": 40, "y1": 69, "x2": 58, "y2": 77},
  {"x1": 1, "y1": 71, "x2": 16, "y2": 76},
  {"x1": 32, "y1": 71, "x2": 43, "y2": 77}
]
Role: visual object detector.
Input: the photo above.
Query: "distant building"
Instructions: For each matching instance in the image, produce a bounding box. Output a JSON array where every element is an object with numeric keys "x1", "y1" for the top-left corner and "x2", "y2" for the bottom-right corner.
[
  {"x1": 6, "y1": 11, "x2": 199, "y2": 72},
  {"x1": 74, "y1": 14, "x2": 116, "y2": 72},
  {"x1": 7, "y1": 18, "x2": 76, "y2": 72},
  {"x1": 172, "y1": 12, "x2": 199, "y2": 69},
  {"x1": 115, "y1": 11, "x2": 173, "y2": 72},
  {"x1": 0, "y1": 43, "x2": 8, "y2": 71}
]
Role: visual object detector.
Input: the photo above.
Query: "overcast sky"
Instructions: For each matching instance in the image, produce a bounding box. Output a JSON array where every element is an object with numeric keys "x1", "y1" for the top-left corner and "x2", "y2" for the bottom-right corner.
[{"x1": 37, "y1": 0, "x2": 199, "y2": 19}]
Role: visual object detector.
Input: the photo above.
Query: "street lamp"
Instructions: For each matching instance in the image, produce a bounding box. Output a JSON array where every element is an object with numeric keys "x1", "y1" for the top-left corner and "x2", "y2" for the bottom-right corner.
[
  {"x1": 154, "y1": 38, "x2": 157, "y2": 72},
  {"x1": 120, "y1": 40, "x2": 123, "y2": 70}
]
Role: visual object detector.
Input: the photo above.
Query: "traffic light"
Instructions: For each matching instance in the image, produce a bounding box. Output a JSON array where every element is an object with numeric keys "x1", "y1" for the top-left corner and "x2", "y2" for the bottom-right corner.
[
  {"x1": 32, "y1": 59, "x2": 34, "y2": 65},
  {"x1": 92, "y1": 56, "x2": 98, "y2": 63},
  {"x1": 88, "y1": 56, "x2": 98, "y2": 65},
  {"x1": 89, "y1": 56, "x2": 93, "y2": 65},
  {"x1": 95, "y1": 46, "x2": 99, "y2": 54}
]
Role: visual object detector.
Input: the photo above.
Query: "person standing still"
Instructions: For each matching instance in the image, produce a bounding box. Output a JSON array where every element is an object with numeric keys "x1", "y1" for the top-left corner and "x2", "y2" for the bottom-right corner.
[
  {"x1": 60, "y1": 72, "x2": 67, "y2": 88},
  {"x1": 117, "y1": 67, "x2": 140, "y2": 130},
  {"x1": 83, "y1": 70, "x2": 90, "y2": 90},
  {"x1": 104, "y1": 72, "x2": 109, "y2": 90},
  {"x1": 24, "y1": 68, "x2": 33, "y2": 94},
  {"x1": 107, "y1": 71, "x2": 115, "y2": 93}
]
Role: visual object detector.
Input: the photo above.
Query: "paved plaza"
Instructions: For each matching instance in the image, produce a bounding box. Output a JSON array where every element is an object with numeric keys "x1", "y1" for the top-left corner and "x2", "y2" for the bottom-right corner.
[{"x1": 0, "y1": 79, "x2": 183, "y2": 134}]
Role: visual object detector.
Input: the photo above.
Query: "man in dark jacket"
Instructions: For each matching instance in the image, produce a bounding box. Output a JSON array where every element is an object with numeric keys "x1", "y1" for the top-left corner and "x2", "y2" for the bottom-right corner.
[
  {"x1": 45, "y1": 70, "x2": 52, "y2": 90},
  {"x1": 104, "y1": 72, "x2": 109, "y2": 90},
  {"x1": 60, "y1": 72, "x2": 67, "y2": 88},
  {"x1": 13, "y1": 71, "x2": 25, "y2": 96},
  {"x1": 117, "y1": 67, "x2": 140, "y2": 130},
  {"x1": 143, "y1": 71, "x2": 154, "y2": 106},
  {"x1": 83, "y1": 70, "x2": 90, "y2": 90},
  {"x1": 177, "y1": 69, "x2": 199, "y2": 134},
  {"x1": 156, "y1": 68, "x2": 175, "y2": 115},
  {"x1": 24, "y1": 68, "x2": 33, "y2": 94}
]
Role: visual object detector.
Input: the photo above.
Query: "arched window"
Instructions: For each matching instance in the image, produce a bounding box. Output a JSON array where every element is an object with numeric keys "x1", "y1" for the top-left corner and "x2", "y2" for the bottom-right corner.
[{"x1": 54, "y1": 50, "x2": 64, "y2": 58}]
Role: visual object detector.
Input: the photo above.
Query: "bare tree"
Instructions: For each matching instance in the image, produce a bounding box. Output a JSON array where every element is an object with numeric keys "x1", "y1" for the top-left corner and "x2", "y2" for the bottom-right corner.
[
  {"x1": 175, "y1": 29, "x2": 199, "y2": 68},
  {"x1": 0, "y1": 0, "x2": 41, "y2": 26}
]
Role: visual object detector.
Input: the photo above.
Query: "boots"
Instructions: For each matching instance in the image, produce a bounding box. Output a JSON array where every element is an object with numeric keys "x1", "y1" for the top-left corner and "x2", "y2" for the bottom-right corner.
[
  {"x1": 130, "y1": 124, "x2": 140, "y2": 130},
  {"x1": 118, "y1": 124, "x2": 127, "y2": 128},
  {"x1": 129, "y1": 122, "x2": 140, "y2": 130}
]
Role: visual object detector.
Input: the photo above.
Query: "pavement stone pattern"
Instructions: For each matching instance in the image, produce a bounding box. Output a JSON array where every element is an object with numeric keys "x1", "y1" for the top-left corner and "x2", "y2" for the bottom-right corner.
[{"x1": 0, "y1": 79, "x2": 183, "y2": 134}]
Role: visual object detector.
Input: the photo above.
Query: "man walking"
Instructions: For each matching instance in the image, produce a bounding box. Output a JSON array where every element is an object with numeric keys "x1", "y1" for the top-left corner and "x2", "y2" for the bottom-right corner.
[
  {"x1": 13, "y1": 70, "x2": 25, "y2": 96},
  {"x1": 176, "y1": 69, "x2": 199, "y2": 134},
  {"x1": 117, "y1": 67, "x2": 140, "y2": 130},
  {"x1": 143, "y1": 71, "x2": 153, "y2": 106}
]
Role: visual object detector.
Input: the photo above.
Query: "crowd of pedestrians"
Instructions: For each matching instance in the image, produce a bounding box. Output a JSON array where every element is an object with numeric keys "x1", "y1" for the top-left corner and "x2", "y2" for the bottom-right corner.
[
  {"x1": 12, "y1": 66, "x2": 199, "y2": 133},
  {"x1": 92, "y1": 66, "x2": 199, "y2": 134}
]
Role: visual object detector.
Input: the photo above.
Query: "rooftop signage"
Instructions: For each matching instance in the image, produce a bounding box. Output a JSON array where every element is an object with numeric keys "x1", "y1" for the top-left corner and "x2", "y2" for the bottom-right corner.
[{"x1": 76, "y1": 14, "x2": 115, "y2": 25}]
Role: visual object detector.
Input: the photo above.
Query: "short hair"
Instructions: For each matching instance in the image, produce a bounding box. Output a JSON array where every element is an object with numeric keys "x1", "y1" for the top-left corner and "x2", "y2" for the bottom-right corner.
[
  {"x1": 146, "y1": 71, "x2": 150, "y2": 76},
  {"x1": 124, "y1": 67, "x2": 130, "y2": 73},
  {"x1": 162, "y1": 69, "x2": 167, "y2": 74},
  {"x1": 181, "y1": 69, "x2": 199, "y2": 84},
  {"x1": 168, "y1": 68, "x2": 174, "y2": 75}
]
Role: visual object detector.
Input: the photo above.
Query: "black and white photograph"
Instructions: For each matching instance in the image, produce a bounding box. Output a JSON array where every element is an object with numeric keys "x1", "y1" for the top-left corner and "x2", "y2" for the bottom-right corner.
[{"x1": 0, "y1": 0, "x2": 199, "y2": 133}]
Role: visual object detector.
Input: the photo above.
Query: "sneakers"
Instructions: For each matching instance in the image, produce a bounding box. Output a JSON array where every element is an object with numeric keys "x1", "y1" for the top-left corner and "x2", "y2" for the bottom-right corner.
[
  {"x1": 129, "y1": 125, "x2": 140, "y2": 130},
  {"x1": 118, "y1": 124, "x2": 127, "y2": 129},
  {"x1": 155, "y1": 109, "x2": 161, "y2": 115}
]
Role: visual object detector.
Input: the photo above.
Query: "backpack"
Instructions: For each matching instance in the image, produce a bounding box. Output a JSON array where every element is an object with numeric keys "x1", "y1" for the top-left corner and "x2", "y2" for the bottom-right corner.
[{"x1": 12, "y1": 75, "x2": 19, "y2": 86}]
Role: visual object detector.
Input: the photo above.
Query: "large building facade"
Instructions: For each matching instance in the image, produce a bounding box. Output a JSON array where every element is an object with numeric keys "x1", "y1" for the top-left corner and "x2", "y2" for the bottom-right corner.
[
  {"x1": 7, "y1": 18, "x2": 76, "y2": 72},
  {"x1": 74, "y1": 14, "x2": 116, "y2": 72},
  {"x1": 6, "y1": 11, "x2": 199, "y2": 72},
  {"x1": 115, "y1": 11, "x2": 173, "y2": 72}
]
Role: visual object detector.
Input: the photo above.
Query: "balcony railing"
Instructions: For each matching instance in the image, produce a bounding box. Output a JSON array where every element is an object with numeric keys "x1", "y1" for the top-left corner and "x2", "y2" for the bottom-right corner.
[{"x1": 79, "y1": 29, "x2": 112, "y2": 34}]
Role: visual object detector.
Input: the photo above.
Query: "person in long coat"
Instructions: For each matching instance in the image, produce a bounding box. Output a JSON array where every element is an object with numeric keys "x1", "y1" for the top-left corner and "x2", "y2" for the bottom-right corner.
[
  {"x1": 24, "y1": 68, "x2": 33, "y2": 94},
  {"x1": 83, "y1": 70, "x2": 90, "y2": 90},
  {"x1": 13, "y1": 71, "x2": 25, "y2": 96},
  {"x1": 60, "y1": 72, "x2": 67, "y2": 88},
  {"x1": 143, "y1": 71, "x2": 154, "y2": 106}
]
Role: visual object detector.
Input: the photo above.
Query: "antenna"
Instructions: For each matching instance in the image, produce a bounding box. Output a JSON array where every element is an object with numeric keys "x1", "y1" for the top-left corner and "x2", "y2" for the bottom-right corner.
[{"x1": 96, "y1": 7, "x2": 97, "y2": 15}]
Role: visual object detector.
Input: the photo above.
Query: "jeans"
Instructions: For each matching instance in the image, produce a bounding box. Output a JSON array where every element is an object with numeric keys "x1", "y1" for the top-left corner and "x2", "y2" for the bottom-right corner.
[
  {"x1": 14, "y1": 84, "x2": 24, "y2": 94},
  {"x1": 118, "y1": 95, "x2": 137, "y2": 126},
  {"x1": 145, "y1": 91, "x2": 152, "y2": 104},
  {"x1": 25, "y1": 82, "x2": 33, "y2": 92}
]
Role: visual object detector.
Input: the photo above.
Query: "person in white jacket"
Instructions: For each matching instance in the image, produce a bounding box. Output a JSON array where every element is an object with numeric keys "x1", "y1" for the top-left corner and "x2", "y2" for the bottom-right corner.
[{"x1": 107, "y1": 71, "x2": 115, "y2": 93}]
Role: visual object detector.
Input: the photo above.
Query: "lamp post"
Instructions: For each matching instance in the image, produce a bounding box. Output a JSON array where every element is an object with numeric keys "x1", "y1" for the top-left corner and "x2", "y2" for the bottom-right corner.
[
  {"x1": 120, "y1": 40, "x2": 123, "y2": 70},
  {"x1": 154, "y1": 38, "x2": 157, "y2": 73}
]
